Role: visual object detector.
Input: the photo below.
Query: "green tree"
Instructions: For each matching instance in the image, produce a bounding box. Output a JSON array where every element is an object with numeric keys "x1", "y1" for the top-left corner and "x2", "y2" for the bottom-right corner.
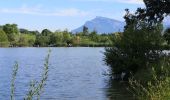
[
  {"x1": 0, "y1": 29, "x2": 9, "y2": 47},
  {"x1": 19, "y1": 29, "x2": 30, "y2": 34},
  {"x1": 49, "y1": 32, "x2": 63, "y2": 46},
  {"x1": 104, "y1": 22, "x2": 164, "y2": 75},
  {"x1": 89, "y1": 30, "x2": 99, "y2": 42},
  {"x1": 124, "y1": 0, "x2": 170, "y2": 29},
  {"x1": 63, "y1": 29, "x2": 71, "y2": 44},
  {"x1": 71, "y1": 36, "x2": 80, "y2": 46},
  {"x1": 143, "y1": 0, "x2": 170, "y2": 21},
  {"x1": 29, "y1": 30, "x2": 40, "y2": 35},
  {"x1": 3, "y1": 24, "x2": 19, "y2": 43},
  {"x1": 34, "y1": 29, "x2": 52, "y2": 47},
  {"x1": 18, "y1": 34, "x2": 36, "y2": 46},
  {"x1": 35, "y1": 34, "x2": 50, "y2": 47},
  {"x1": 41, "y1": 29, "x2": 52, "y2": 36},
  {"x1": 164, "y1": 28, "x2": 170, "y2": 45},
  {"x1": 83, "y1": 26, "x2": 89, "y2": 36}
]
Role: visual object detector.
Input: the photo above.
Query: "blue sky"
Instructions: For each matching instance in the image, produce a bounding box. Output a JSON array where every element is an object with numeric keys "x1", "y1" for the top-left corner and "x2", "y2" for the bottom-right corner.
[{"x1": 0, "y1": 0, "x2": 144, "y2": 31}]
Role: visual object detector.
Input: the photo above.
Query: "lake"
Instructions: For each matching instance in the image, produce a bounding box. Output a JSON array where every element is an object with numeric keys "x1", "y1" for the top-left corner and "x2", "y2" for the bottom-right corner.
[{"x1": 0, "y1": 47, "x2": 132, "y2": 100}]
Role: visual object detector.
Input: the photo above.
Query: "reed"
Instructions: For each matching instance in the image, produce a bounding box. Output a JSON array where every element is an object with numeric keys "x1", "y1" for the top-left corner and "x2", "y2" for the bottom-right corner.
[{"x1": 10, "y1": 49, "x2": 51, "y2": 100}]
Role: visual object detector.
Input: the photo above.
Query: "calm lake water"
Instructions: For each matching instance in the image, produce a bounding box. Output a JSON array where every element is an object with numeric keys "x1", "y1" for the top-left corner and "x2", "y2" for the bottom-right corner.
[{"x1": 0, "y1": 47, "x2": 132, "y2": 100}]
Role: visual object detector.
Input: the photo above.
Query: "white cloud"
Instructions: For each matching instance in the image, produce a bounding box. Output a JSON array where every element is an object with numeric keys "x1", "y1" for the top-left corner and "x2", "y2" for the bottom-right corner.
[
  {"x1": 115, "y1": 0, "x2": 143, "y2": 4},
  {"x1": 0, "y1": 5, "x2": 89, "y2": 17},
  {"x1": 52, "y1": 9, "x2": 89, "y2": 16},
  {"x1": 72, "y1": 0, "x2": 144, "y2": 4}
]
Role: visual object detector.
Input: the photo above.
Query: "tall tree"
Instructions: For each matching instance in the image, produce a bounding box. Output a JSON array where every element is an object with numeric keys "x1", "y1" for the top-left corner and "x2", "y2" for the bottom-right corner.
[
  {"x1": 124, "y1": 0, "x2": 170, "y2": 29},
  {"x1": 104, "y1": 0, "x2": 167, "y2": 76},
  {"x1": 41, "y1": 29, "x2": 52, "y2": 36},
  {"x1": 83, "y1": 26, "x2": 89, "y2": 36}
]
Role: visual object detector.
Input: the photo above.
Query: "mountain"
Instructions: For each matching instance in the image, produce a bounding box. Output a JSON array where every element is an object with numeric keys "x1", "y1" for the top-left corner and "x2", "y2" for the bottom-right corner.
[
  {"x1": 72, "y1": 16, "x2": 170, "y2": 34},
  {"x1": 72, "y1": 16, "x2": 125, "y2": 34}
]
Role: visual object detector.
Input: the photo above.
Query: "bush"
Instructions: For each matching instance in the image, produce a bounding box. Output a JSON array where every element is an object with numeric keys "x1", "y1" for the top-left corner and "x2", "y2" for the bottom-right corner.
[{"x1": 128, "y1": 57, "x2": 170, "y2": 100}]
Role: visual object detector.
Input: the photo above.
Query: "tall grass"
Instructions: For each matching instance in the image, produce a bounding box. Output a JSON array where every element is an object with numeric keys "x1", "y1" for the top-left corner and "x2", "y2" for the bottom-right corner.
[
  {"x1": 10, "y1": 49, "x2": 51, "y2": 100},
  {"x1": 128, "y1": 57, "x2": 170, "y2": 100}
]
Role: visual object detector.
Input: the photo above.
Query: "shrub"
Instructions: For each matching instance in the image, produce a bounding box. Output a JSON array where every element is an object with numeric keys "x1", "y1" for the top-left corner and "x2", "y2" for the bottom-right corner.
[{"x1": 128, "y1": 57, "x2": 170, "y2": 100}]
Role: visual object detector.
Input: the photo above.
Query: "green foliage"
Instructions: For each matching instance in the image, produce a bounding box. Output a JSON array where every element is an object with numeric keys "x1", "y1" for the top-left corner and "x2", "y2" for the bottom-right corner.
[
  {"x1": 35, "y1": 34, "x2": 50, "y2": 47},
  {"x1": 0, "y1": 23, "x2": 114, "y2": 47},
  {"x1": 164, "y1": 28, "x2": 170, "y2": 45},
  {"x1": 124, "y1": 0, "x2": 170, "y2": 30},
  {"x1": 128, "y1": 57, "x2": 170, "y2": 100},
  {"x1": 29, "y1": 31, "x2": 40, "y2": 35},
  {"x1": 20, "y1": 29, "x2": 30, "y2": 34},
  {"x1": 143, "y1": 0, "x2": 170, "y2": 22},
  {"x1": 49, "y1": 32, "x2": 63, "y2": 46},
  {"x1": 41, "y1": 29, "x2": 52, "y2": 36},
  {"x1": 104, "y1": 22, "x2": 164, "y2": 75},
  {"x1": 18, "y1": 34, "x2": 36, "y2": 47},
  {"x1": 83, "y1": 26, "x2": 89, "y2": 36},
  {"x1": 0, "y1": 29, "x2": 9, "y2": 47},
  {"x1": 89, "y1": 30, "x2": 99, "y2": 42},
  {"x1": 70, "y1": 36, "x2": 80, "y2": 46},
  {"x1": 62, "y1": 29, "x2": 71, "y2": 43},
  {"x1": 3, "y1": 24, "x2": 19, "y2": 43}
]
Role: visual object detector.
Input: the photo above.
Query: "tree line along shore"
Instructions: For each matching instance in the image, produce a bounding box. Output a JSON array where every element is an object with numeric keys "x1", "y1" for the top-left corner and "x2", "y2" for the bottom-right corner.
[{"x1": 0, "y1": 25, "x2": 116, "y2": 47}]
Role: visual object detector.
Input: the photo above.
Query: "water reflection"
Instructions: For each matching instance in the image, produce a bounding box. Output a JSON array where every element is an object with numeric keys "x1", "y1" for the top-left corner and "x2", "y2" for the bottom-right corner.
[{"x1": 105, "y1": 78, "x2": 136, "y2": 100}]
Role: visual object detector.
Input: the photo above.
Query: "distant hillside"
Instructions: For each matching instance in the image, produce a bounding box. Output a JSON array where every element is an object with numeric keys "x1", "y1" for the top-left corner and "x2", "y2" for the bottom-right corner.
[{"x1": 72, "y1": 16, "x2": 125, "y2": 34}]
